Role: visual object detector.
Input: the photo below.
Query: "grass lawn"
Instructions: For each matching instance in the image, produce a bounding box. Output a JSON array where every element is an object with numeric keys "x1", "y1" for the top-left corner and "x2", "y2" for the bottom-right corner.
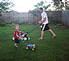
[{"x1": 0, "y1": 24, "x2": 69, "y2": 61}]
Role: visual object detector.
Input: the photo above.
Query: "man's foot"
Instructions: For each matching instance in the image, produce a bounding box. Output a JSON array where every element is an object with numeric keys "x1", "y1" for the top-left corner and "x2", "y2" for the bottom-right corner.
[
  {"x1": 52, "y1": 35, "x2": 56, "y2": 39},
  {"x1": 39, "y1": 38, "x2": 43, "y2": 40}
]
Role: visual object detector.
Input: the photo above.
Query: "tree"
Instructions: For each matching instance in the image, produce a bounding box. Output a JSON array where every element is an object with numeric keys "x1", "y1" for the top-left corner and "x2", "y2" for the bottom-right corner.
[
  {"x1": 34, "y1": 1, "x2": 51, "y2": 10},
  {"x1": 0, "y1": 0, "x2": 14, "y2": 12},
  {"x1": 65, "y1": 0, "x2": 69, "y2": 10},
  {"x1": 34, "y1": 1, "x2": 44, "y2": 8},
  {"x1": 0, "y1": 0, "x2": 14, "y2": 26},
  {"x1": 52, "y1": 0, "x2": 64, "y2": 11}
]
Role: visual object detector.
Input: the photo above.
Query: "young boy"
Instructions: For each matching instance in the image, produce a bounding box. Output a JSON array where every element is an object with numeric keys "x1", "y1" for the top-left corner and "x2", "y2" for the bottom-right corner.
[
  {"x1": 13, "y1": 24, "x2": 22, "y2": 48},
  {"x1": 38, "y1": 8, "x2": 56, "y2": 40}
]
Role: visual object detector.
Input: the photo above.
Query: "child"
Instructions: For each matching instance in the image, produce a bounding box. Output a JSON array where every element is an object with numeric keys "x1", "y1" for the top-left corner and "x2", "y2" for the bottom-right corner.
[
  {"x1": 13, "y1": 24, "x2": 30, "y2": 48},
  {"x1": 13, "y1": 24, "x2": 22, "y2": 48}
]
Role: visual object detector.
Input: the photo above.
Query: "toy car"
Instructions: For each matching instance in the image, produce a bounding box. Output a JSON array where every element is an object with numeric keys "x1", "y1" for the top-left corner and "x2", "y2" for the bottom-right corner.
[{"x1": 26, "y1": 43, "x2": 35, "y2": 51}]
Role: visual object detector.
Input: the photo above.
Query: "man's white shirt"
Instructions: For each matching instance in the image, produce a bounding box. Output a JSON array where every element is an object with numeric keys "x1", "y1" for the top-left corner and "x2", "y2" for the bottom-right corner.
[{"x1": 41, "y1": 11, "x2": 48, "y2": 24}]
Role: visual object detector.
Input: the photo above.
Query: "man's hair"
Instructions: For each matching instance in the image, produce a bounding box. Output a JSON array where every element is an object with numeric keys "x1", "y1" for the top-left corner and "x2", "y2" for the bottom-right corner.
[{"x1": 39, "y1": 7, "x2": 43, "y2": 11}]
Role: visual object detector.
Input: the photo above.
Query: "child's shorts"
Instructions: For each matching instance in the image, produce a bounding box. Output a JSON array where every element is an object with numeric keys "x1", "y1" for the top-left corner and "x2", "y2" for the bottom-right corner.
[
  {"x1": 41, "y1": 24, "x2": 50, "y2": 31},
  {"x1": 15, "y1": 39, "x2": 20, "y2": 43}
]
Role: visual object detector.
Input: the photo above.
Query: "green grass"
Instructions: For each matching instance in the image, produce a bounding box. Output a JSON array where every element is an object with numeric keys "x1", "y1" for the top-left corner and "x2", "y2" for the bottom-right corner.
[{"x1": 0, "y1": 24, "x2": 69, "y2": 61}]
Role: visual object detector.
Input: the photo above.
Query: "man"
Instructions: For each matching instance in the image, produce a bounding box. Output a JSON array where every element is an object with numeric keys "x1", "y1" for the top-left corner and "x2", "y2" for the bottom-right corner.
[{"x1": 38, "y1": 8, "x2": 56, "y2": 40}]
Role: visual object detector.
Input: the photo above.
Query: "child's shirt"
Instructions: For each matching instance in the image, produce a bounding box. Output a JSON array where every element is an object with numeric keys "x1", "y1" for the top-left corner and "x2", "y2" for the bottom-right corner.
[{"x1": 13, "y1": 30, "x2": 20, "y2": 40}]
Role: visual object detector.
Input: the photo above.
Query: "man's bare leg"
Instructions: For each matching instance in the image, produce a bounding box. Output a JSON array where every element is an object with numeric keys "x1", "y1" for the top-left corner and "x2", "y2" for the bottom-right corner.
[
  {"x1": 40, "y1": 31, "x2": 44, "y2": 40},
  {"x1": 48, "y1": 29, "x2": 56, "y2": 38}
]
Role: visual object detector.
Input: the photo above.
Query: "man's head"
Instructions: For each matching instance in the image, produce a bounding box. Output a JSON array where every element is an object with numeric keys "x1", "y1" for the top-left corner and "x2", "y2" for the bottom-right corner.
[{"x1": 39, "y1": 7, "x2": 43, "y2": 13}]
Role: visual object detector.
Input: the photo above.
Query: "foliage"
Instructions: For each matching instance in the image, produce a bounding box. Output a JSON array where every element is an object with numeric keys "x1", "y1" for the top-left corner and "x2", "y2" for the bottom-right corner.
[
  {"x1": 52, "y1": 0, "x2": 64, "y2": 11},
  {"x1": 0, "y1": 0, "x2": 14, "y2": 12},
  {"x1": 52, "y1": 0, "x2": 69, "y2": 10},
  {"x1": 34, "y1": 1, "x2": 51, "y2": 10}
]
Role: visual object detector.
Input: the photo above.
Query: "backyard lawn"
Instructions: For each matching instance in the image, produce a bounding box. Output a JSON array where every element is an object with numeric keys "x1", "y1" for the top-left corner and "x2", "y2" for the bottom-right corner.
[{"x1": 0, "y1": 24, "x2": 69, "y2": 61}]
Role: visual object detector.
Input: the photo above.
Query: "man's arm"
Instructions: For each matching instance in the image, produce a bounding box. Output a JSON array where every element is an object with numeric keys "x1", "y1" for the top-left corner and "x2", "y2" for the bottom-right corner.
[
  {"x1": 41, "y1": 17, "x2": 46, "y2": 24},
  {"x1": 38, "y1": 17, "x2": 46, "y2": 24}
]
